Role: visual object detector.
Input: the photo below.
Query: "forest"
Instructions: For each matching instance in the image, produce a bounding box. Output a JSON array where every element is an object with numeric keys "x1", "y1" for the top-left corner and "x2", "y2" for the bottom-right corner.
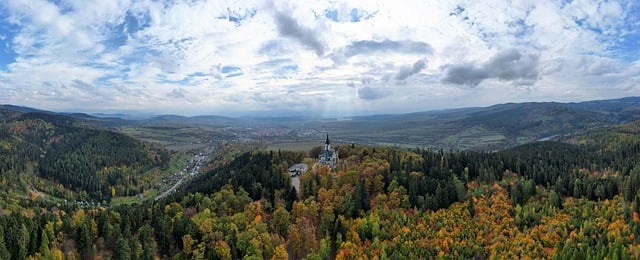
[
  {"x1": 0, "y1": 120, "x2": 639, "y2": 259},
  {"x1": 0, "y1": 111, "x2": 170, "y2": 202}
]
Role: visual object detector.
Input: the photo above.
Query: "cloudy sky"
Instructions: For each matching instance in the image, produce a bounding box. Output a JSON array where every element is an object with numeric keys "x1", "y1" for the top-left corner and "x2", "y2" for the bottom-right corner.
[{"x1": 0, "y1": 0, "x2": 639, "y2": 116}]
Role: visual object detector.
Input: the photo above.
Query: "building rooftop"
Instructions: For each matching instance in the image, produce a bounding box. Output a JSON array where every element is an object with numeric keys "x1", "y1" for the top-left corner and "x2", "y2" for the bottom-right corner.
[{"x1": 288, "y1": 163, "x2": 308, "y2": 172}]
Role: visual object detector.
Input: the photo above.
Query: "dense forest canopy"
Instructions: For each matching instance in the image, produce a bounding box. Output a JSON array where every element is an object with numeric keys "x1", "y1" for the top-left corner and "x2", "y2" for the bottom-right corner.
[
  {"x1": 2, "y1": 108, "x2": 640, "y2": 258},
  {"x1": 1, "y1": 123, "x2": 640, "y2": 258},
  {"x1": 0, "y1": 111, "x2": 169, "y2": 202}
]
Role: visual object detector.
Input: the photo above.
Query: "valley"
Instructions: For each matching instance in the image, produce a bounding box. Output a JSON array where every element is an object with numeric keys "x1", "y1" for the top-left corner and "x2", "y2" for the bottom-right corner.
[
  {"x1": 2, "y1": 97, "x2": 640, "y2": 207},
  {"x1": 1, "y1": 0, "x2": 638, "y2": 258},
  {"x1": 0, "y1": 97, "x2": 640, "y2": 259}
]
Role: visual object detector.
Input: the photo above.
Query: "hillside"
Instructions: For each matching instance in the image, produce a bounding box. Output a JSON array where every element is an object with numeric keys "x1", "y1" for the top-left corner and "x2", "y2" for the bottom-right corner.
[
  {"x1": 0, "y1": 108, "x2": 169, "y2": 202},
  {"x1": 303, "y1": 97, "x2": 640, "y2": 150},
  {"x1": 0, "y1": 121, "x2": 638, "y2": 258},
  {"x1": 0, "y1": 103, "x2": 639, "y2": 258},
  {"x1": 562, "y1": 120, "x2": 640, "y2": 151},
  {"x1": 6, "y1": 97, "x2": 640, "y2": 151}
]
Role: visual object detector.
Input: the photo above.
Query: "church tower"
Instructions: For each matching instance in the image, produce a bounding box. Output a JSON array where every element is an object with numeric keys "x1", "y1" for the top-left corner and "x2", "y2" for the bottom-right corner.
[
  {"x1": 324, "y1": 134, "x2": 331, "y2": 151},
  {"x1": 318, "y1": 134, "x2": 339, "y2": 170}
]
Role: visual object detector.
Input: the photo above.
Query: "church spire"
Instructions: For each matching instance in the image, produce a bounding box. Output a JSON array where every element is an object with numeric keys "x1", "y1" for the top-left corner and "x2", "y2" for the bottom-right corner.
[{"x1": 324, "y1": 134, "x2": 331, "y2": 151}]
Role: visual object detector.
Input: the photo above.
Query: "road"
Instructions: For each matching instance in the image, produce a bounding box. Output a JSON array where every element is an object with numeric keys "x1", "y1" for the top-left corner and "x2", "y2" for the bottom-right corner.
[
  {"x1": 291, "y1": 176, "x2": 300, "y2": 193},
  {"x1": 155, "y1": 178, "x2": 183, "y2": 201}
]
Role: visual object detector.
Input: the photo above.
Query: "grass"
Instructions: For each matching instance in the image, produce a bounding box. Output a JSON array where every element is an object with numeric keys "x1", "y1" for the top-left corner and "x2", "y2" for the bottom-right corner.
[
  {"x1": 267, "y1": 141, "x2": 318, "y2": 152},
  {"x1": 118, "y1": 126, "x2": 215, "y2": 152},
  {"x1": 111, "y1": 194, "x2": 144, "y2": 205},
  {"x1": 111, "y1": 189, "x2": 160, "y2": 205},
  {"x1": 264, "y1": 124, "x2": 506, "y2": 151}
]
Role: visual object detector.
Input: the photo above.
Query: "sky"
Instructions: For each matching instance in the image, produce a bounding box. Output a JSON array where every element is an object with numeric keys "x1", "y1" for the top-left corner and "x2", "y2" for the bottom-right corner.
[{"x1": 0, "y1": 0, "x2": 639, "y2": 117}]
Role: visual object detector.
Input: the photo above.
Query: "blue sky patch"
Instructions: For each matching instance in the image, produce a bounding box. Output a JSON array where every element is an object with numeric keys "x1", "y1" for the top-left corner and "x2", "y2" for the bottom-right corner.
[
  {"x1": 125, "y1": 10, "x2": 151, "y2": 36},
  {"x1": 350, "y1": 9, "x2": 362, "y2": 22},
  {"x1": 450, "y1": 6, "x2": 465, "y2": 16},
  {"x1": 0, "y1": 7, "x2": 18, "y2": 70},
  {"x1": 324, "y1": 9, "x2": 338, "y2": 22},
  {"x1": 0, "y1": 45, "x2": 16, "y2": 71},
  {"x1": 159, "y1": 75, "x2": 192, "y2": 85},
  {"x1": 613, "y1": 32, "x2": 640, "y2": 62},
  {"x1": 281, "y1": 65, "x2": 298, "y2": 71},
  {"x1": 189, "y1": 72, "x2": 206, "y2": 77},
  {"x1": 274, "y1": 64, "x2": 298, "y2": 78},
  {"x1": 225, "y1": 72, "x2": 244, "y2": 78},
  {"x1": 221, "y1": 66, "x2": 241, "y2": 74},
  {"x1": 227, "y1": 8, "x2": 256, "y2": 26},
  {"x1": 158, "y1": 72, "x2": 210, "y2": 85},
  {"x1": 324, "y1": 8, "x2": 374, "y2": 23},
  {"x1": 104, "y1": 22, "x2": 128, "y2": 51},
  {"x1": 509, "y1": 19, "x2": 533, "y2": 38},
  {"x1": 103, "y1": 10, "x2": 151, "y2": 51}
]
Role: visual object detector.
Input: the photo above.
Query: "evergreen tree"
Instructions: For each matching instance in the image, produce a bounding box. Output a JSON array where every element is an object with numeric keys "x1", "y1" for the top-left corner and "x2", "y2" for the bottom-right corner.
[
  {"x1": 0, "y1": 227, "x2": 11, "y2": 260},
  {"x1": 77, "y1": 217, "x2": 92, "y2": 253},
  {"x1": 114, "y1": 235, "x2": 131, "y2": 260},
  {"x1": 17, "y1": 223, "x2": 29, "y2": 260},
  {"x1": 139, "y1": 224, "x2": 156, "y2": 260},
  {"x1": 39, "y1": 229, "x2": 50, "y2": 259}
]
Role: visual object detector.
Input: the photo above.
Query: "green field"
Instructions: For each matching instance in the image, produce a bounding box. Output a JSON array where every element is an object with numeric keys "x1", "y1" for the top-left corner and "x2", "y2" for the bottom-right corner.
[
  {"x1": 118, "y1": 126, "x2": 217, "y2": 151},
  {"x1": 111, "y1": 188, "x2": 159, "y2": 205},
  {"x1": 267, "y1": 140, "x2": 319, "y2": 152}
]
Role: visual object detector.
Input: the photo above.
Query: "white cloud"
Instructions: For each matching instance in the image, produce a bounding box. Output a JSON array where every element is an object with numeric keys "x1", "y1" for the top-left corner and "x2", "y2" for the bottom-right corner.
[{"x1": 0, "y1": 0, "x2": 638, "y2": 115}]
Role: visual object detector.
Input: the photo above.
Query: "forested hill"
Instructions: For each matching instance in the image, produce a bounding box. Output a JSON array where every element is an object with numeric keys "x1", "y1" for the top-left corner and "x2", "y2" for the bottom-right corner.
[
  {"x1": 0, "y1": 122, "x2": 640, "y2": 258},
  {"x1": 170, "y1": 150, "x2": 301, "y2": 209},
  {"x1": 0, "y1": 109, "x2": 169, "y2": 202},
  {"x1": 4, "y1": 96, "x2": 640, "y2": 151},
  {"x1": 303, "y1": 97, "x2": 640, "y2": 150}
]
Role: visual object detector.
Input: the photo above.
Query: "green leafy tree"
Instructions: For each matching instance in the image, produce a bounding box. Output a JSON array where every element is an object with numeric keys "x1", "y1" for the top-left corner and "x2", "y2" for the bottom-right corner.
[{"x1": 271, "y1": 206, "x2": 290, "y2": 237}]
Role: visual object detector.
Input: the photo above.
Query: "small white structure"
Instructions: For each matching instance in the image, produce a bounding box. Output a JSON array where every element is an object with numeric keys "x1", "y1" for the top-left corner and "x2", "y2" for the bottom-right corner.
[{"x1": 288, "y1": 163, "x2": 308, "y2": 176}]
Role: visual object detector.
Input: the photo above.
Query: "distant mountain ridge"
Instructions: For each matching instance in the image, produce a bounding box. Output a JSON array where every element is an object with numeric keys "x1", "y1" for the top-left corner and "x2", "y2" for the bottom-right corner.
[
  {"x1": 3, "y1": 96, "x2": 640, "y2": 150},
  {"x1": 300, "y1": 97, "x2": 640, "y2": 150},
  {"x1": 0, "y1": 104, "x2": 49, "y2": 113}
]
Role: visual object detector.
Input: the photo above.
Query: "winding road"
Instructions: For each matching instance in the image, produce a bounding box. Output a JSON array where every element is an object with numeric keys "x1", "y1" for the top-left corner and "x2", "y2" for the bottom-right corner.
[{"x1": 155, "y1": 178, "x2": 183, "y2": 201}]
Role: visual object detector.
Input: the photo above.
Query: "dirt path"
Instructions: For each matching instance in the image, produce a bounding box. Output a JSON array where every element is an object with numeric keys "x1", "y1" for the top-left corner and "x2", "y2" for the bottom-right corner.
[{"x1": 28, "y1": 183, "x2": 45, "y2": 199}]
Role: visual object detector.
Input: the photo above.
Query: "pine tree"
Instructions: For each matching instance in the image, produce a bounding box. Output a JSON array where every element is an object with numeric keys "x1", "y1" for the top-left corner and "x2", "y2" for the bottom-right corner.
[
  {"x1": 139, "y1": 224, "x2": 156, "y2": 260},
  {"x1": 77, "y1": 218, "x2": 92, "y2": 252},
  {"x1": 18, "y1": 223, "x2": 29, "y2": 260},
  {"x1": 114, "y1": 235, "x2": 131, "y2": 260},
  {"x1": 39, "y1": 229, "x2": 50, "y2": 259},
  {"x1": 0, "y1": 227, "x2": 11, "y2": 260}
]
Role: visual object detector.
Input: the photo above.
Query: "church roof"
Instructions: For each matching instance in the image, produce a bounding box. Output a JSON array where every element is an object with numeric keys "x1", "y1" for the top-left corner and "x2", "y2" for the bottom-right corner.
[{"x1": 320, "y1": 149, "x2": 334, "y2": 157}]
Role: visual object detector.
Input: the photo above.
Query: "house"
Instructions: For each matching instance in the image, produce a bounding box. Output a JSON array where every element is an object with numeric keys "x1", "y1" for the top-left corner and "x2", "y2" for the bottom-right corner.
[
  {"x1": 318, "y1": 134, "x2": 339, "y2": 169},
  {"x1": 288, "y1": 163, "x2": 308, "y2": 177}
]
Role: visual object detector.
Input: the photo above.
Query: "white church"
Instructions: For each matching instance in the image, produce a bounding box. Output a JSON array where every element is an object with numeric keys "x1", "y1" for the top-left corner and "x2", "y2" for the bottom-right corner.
[{"x1": 318, "y1": 134, "x2": 339, "y2": 169}]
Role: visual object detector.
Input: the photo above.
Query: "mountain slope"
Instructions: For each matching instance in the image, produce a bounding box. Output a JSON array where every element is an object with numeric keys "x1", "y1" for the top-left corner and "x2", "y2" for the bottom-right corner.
[
  {"x1": 305, "y1": 97, "x2": 640, "y2": 150},
  {"x1": 3, "y1": 96, "x2": 640, "y2": 151},
  {"x1": 0, "y1": 109, "x2": 169, "y2": 201}
]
